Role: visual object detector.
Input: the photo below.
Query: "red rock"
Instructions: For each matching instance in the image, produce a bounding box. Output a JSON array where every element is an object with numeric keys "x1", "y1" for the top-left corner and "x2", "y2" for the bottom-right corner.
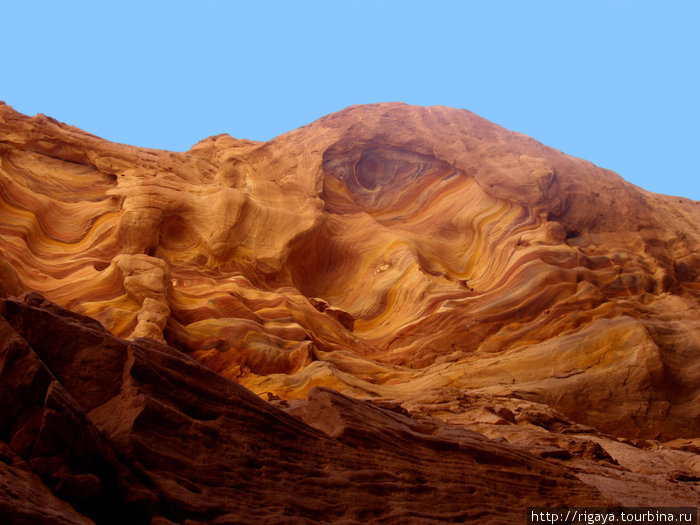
[
  {"x1": 1, "y1": 102, "x2": 699, "y2": 520},
  {"x1": 0, "y1": 293, "x2": 616, "y2": 523}
]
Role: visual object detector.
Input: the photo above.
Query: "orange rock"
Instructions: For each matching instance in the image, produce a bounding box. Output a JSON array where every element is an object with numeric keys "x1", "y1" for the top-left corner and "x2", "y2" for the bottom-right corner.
[{"x1": 0, "y1": 101, "x2": 699, "y2": 446}]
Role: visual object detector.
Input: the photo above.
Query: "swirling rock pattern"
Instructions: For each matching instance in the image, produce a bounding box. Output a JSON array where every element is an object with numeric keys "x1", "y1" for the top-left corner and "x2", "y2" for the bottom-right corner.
[{"x1": 0, "y1": 102, "x2": 699, "y2": 519}]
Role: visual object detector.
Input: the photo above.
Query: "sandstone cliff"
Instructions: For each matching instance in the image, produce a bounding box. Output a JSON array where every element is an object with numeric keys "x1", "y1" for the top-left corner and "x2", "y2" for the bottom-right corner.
[{"x1": 0, "y1": 102, "x2": 698, "y2": 522}]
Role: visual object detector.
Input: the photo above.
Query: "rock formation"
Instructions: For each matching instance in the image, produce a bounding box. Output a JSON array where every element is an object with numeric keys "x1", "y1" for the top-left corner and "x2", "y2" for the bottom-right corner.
[{"x1": 0, "y1": 102, "x2": 698, "y2": 522}]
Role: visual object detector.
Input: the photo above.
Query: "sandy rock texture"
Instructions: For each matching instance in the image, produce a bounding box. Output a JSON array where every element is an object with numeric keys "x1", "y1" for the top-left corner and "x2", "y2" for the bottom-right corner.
[
  {"x1": 0, "y1": 102, "x2": 699, "y2": 521},
  {"x1": 1, "y1": 293, "x2": 612, "y2": 524}
]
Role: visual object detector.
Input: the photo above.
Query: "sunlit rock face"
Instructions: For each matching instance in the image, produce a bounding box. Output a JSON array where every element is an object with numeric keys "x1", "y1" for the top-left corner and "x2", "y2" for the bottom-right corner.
[
  {"x1": 1, "y1": 100, "x2": 699, "y2": 450},
  {"x1": 2, "y1": 102, "x2": 700, "y2": 521}
]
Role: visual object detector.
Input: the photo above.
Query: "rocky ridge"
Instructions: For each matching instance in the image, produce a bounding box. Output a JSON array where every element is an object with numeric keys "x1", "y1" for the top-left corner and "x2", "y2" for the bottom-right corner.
[{"x1": 0, "y1": 102, "x2": 699, "y2": 522}]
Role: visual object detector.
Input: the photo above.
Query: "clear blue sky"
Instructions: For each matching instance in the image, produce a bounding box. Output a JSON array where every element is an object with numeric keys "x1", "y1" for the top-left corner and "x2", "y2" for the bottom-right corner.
[{"x1": 2, "y1": 1, "x2": 698, "y2": 199}]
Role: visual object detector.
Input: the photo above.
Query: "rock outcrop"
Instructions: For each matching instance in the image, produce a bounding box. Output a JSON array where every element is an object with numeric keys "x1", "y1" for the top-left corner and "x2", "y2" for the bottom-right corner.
[
  {"x1": 1, "y1": 293, "x2": 614, "y2": 524},
  {"x1": 0, "y1": 102, "x2": 699, "y2": 521}
]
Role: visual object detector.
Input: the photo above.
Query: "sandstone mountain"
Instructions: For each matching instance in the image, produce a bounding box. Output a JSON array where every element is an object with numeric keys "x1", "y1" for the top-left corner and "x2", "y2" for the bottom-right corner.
[{"x1": 0, "y1": 102, "x2": 698, "y2": 523}]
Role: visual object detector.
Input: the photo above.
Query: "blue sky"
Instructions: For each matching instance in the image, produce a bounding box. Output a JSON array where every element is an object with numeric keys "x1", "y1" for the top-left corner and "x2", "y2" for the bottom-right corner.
[{"x1": 2, "y1": 1, "x2": 698, "y2": 199}]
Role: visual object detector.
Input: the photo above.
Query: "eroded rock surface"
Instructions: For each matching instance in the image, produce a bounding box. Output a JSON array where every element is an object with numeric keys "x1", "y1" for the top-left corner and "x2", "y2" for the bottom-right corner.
[
  {"x1": 1, "y1": 293, "x2": 622, "y2": 524},
  {"x1": 0, "y1": 102, "x2": 699, "y2": 521}
]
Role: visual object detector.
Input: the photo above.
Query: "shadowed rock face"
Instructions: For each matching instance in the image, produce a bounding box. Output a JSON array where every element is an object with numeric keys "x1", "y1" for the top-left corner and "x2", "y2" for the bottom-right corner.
[
  {"x1": 0, "y1": 102, "x2": 699, "y2": 521},
  {"x1": 0, "y1": 294, "x2": 611, "y2": 524}
]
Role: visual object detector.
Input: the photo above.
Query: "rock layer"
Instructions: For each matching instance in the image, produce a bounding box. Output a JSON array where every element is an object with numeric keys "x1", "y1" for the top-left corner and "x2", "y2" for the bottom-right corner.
[
  {"x1": 1, "y1": 293, "x2": 616, "y2": 524},
  {"x1": 0, "y1": 102, "x2": 699, "y2": 520}
]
